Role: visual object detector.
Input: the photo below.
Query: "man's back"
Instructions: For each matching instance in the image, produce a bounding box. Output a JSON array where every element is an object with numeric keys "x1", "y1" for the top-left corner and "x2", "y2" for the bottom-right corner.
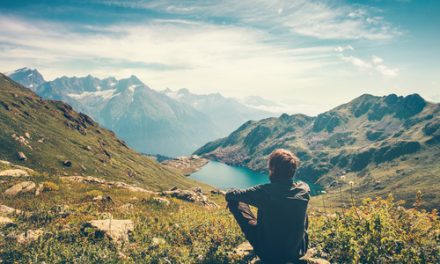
[{"x1": 226, "y1": 179, "x2": 310, "y2": 263}]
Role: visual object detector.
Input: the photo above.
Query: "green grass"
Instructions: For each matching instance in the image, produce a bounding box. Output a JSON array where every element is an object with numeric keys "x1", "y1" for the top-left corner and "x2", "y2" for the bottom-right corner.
[{"x1": 0, "y1": 161, "x2": 439, "y2": 263}]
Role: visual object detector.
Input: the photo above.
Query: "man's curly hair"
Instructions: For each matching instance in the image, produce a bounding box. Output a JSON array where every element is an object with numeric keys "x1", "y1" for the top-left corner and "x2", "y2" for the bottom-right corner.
[{"x1": 268, "y1": 149, "x2": 300, "y2": 179}]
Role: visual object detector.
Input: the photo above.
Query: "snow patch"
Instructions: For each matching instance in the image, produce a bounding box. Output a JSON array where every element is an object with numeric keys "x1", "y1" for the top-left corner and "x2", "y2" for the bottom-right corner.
[{"x1": 67, "y1": 89, "x2": 117, "y2": 101}]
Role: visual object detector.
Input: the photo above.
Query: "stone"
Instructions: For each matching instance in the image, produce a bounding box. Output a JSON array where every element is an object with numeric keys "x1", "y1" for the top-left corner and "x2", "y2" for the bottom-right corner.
[
  {"x1": 161, "y1": 189, "x2": 218, "y2": 208},
  {"x1": 85, "y1": 219, "x2": 134, "y2": 242},
  {"x1": 16, "y1": 229, "x2": 44, "y2": 244},
  {"x1": 17, "y1": 152, "x2": 27, "y2": 161},
  {"x1": 93, "y1": 195, "x2": 113, "y2": 204},
  {"x1": 35, "y1": 183, "x2": 44, "y2": 196},
  {"x1": 0, "y1": 216, "x2": 14, "y2": 226},
  {"x1": 4, "y1": 181, "x2": 36, "y2": 196},
  {"x1": 152, "y1": 197, "x2": 170, "y2": 206},
  {"x1": 0, "y1": 205, "x2": 22, "y2": 215},
  {"x1": 24, "y1": 132, "x2": 31, "y2": 139},
  {"x1": 211, "y1": 189, "x2": 226, "y2": 195},
  {"x1": 0, "y1": 169, "x2": 30, "y2": 177},
  {"x1": 63, "y1": 160, "x2": 72, "y2": 167}
]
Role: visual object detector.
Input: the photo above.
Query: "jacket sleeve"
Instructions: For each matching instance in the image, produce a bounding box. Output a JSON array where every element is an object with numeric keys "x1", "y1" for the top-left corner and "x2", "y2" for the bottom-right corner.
[{"x1": 225, "y1": 184, "x2": 266, "y2": 207}]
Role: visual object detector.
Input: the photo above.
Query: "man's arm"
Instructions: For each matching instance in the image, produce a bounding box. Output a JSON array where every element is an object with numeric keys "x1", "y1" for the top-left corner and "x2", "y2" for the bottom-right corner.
[{"x1": 225, "y1": 185, "x2": 266, "y2": 207}]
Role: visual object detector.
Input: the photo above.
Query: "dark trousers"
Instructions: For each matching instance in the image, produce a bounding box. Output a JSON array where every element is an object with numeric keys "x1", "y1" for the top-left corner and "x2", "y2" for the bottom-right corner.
[
  {"x1": 227, "y1": 201, "x2": 307, "y2": 264},
  {"x1": 227, "y1": 201, "x2": 259, "y2": 249}
]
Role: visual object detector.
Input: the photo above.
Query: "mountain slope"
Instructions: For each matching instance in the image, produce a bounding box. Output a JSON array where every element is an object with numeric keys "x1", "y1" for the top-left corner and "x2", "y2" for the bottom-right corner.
[
  {"x1": 32, "y1": 75, "x2": 221, "y2": 157},
  {"x1": 195, "y1": 94, "x2": 440, "y2": 208},
  {"x1": 162, "y1": 88, "x2": 275, "y2": 136},
  {"x1": 0, "y1": 73, "x2": 200, "y2": 190}
]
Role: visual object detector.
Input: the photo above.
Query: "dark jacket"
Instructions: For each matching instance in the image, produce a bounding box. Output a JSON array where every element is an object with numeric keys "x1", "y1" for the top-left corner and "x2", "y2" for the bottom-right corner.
[{"x1": 226, "y1": 179, "x2": 310, "y2": 263}]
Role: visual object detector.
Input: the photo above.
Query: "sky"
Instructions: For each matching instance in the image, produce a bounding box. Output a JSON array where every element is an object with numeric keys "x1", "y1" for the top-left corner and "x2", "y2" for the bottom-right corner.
[{"x1": 0, "y1": 0, "x2": 439, "y2": 115}]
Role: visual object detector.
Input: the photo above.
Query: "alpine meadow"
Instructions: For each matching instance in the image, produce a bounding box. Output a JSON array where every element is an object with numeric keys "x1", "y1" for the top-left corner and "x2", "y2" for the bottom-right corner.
[{"x1": 0, "y1": 1, "x2": 439, "y2": 263}]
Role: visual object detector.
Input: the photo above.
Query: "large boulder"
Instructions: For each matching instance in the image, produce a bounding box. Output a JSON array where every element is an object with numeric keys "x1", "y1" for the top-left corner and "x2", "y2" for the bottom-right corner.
[
  {"x1": 83, "y1": 219, "x2": 134, "y2": 242},
  {"x1": 4, "y1": 181, "x2": 36, "y2": 196}
]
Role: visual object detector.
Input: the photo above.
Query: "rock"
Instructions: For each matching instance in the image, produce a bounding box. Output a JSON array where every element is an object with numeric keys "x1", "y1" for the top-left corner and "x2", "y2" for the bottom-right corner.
[
  {"x1": 151, "y1": 237, "x2": 166, "y2": 246},
  {"x1": 152, "y1": 197, "x2": 170, "y2": 206},
  {"x1": 193, "y1": 187, "x2": 203, "y2": 194},
  {"x1": 24, "y1": 132, "x2": 31, "y2": 139},
  {"x1": 4, "y1": 181, "x2": 36, "y2": 196},
  {"x1": 16, "y1": 229, "x2": 44, "y2": 244},
  {"x1": 161, "y1": 189, "x2": 218, "y2": 208},
  {"x1": 85, "y1": 219, "x2": 134, "y2": 242},
  {"x1": 211, "y1": 189, "x2": 226, "y2": 195},
  {"x1": 0, "y1": 160, "x2": 11, "y2": 165},
  {"x1": 0, "y1": 205, "x2": 22, "y2": 215},
  {"x1": 63, "y1": 160, "x2": 72, "y2": 167},
  {"x1": 230, "y1": 242, "x2": 258, "y2": 263},
  {"x1": 93, "y1": 195, "x2": 113, "y2": 204},
  {"x1": 300, "y1": 248, "x2": 331, "y2": 264},
  {"x1": 230, "y1": 242, "x2": 330, "y2": 264},
  {"x1": 17, "y1": 152, "x2": 27, "y2": 161},
  {"x1": 61, "y1": 176, "x2": 156, "y2": 194},
  {"x1": 0, "y1": 169, "x2": 30, "y2": 177},
  {"x1": 0, "y1": 216, "x2": 14, "y2": 226},
  {"x1": 35, "y1": 183, "x2": 44, "y2": 196}
]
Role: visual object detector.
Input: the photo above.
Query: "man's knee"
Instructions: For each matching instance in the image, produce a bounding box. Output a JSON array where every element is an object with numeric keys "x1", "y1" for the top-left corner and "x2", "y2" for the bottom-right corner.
[{"x1": 226, "y1": 200, "x2": 239, "y2": 211}]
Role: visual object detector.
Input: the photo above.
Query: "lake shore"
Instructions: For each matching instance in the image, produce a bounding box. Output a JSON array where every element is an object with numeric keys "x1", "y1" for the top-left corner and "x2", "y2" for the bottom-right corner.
[{"x1": 161, "y1": 155, "x2": 209, "y2": 176}]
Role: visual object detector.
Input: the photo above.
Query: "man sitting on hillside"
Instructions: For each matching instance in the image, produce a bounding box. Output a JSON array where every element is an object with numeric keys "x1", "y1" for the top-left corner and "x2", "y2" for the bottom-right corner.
[{"x1": 226, "y1": 149, "x2": 310, "y2": 263}]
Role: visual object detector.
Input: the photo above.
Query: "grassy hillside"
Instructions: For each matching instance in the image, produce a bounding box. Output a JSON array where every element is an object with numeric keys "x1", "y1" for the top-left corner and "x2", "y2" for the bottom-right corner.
[
  {"x1": 0, "y1": 162, "x2": 438, "y2": 263},
  {"x1": 195, "y1": 94, "x2": 440, "y2": 209},
  {"x1": 0, "y1": 73, "x2": 200, "y2": 190}
]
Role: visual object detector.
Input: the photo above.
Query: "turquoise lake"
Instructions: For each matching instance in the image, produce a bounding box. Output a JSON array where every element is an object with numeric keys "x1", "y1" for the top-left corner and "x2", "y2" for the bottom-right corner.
[
  {"x1": 190, "y1": 161, "x2": 321, "y2": 195},
  {"x1": 190, "y1": 161, "x2": 269, "y2": 189}
]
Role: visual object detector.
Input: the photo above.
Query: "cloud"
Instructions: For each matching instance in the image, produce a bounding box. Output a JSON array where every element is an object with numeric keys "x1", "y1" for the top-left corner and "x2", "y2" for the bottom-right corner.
[
  {"x1": 0, "y1": 16, "x2": 334, "y2": 96},
  {"x1": 102, "y1": 0, "x2": 401, "y2": 40},
  {"x1": 341, "y1": 54, "x2": 399, "y2": 77},
  {"x1": 335, "y1": 45, "x2": 354, "y2": 52}
]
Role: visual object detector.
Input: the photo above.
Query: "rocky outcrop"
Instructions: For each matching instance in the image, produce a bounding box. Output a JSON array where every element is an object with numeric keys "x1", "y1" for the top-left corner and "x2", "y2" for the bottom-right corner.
[
  {"x1": 0, "y1": 169, "x2": 30, "y2": 177},
  {"x1": 4, "y1": 181, "x2": 36, "y2": 196},
  {"x1": 161, "y1": 188, "x2": 218, "y2": 208},
  {"x1": 61, "y1": 176, "x2": 156, "y2": 194},
  {"x1": 313, "y1": 112, "x2": 342, "y2": 133}
]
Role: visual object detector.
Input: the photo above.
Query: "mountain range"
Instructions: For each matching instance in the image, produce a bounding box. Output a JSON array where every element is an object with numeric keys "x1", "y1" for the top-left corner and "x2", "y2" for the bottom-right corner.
[
  {"x1": 195, "y1": 93, "x2": 440, "y2": 209},
  {"x1": 7, "y1": 68, "x2": 275, "y2": 157},
  {"x1": 0, "y1": 73, "x2": 200, "y2": 190}
]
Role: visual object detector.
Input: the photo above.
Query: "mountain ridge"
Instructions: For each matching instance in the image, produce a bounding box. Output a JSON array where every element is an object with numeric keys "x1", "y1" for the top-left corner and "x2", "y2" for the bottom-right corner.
[{"x1": 195, "y1": 93, "x2": 440, "y2": 209}]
